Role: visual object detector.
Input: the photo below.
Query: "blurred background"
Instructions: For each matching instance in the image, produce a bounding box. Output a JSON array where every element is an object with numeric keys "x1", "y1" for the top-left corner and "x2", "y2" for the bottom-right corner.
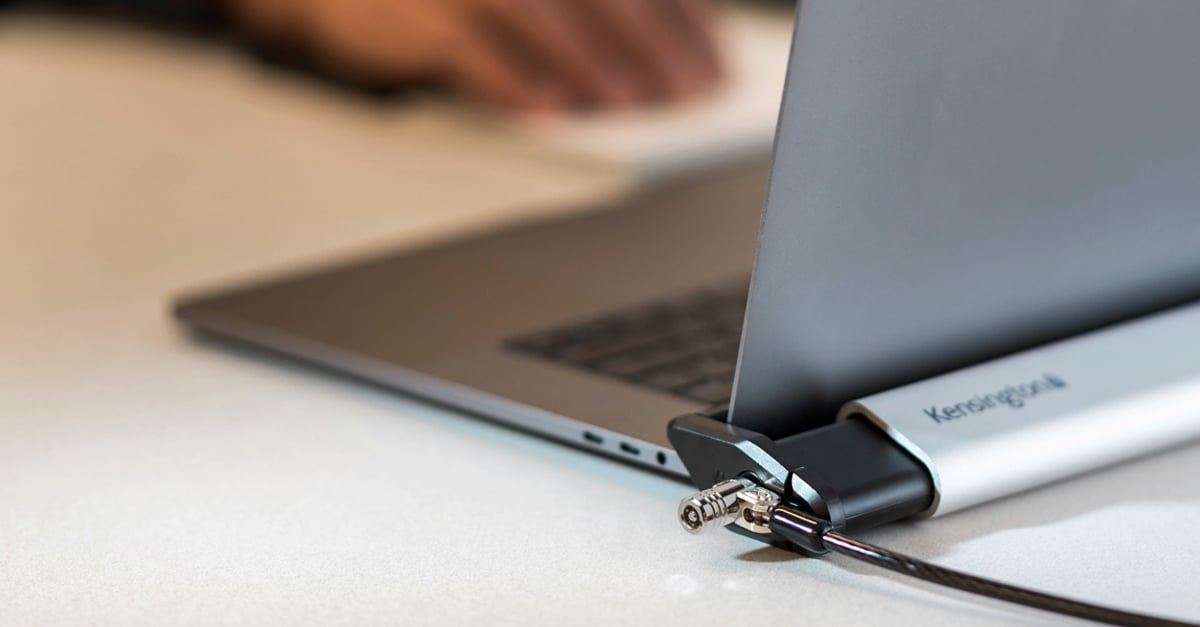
[{"x1": 0, "y1": 0, "x2": 793, "y2": 322}]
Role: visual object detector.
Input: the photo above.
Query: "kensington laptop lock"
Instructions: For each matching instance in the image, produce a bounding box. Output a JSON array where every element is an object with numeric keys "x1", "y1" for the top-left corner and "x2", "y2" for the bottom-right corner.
[{"x1": 672, "y1": 301, "x2": 1200, "y2": 626}]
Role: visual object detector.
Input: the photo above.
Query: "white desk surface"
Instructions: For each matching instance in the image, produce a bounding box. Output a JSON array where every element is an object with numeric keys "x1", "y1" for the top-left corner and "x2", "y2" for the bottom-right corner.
[{"x1": 3, "y1": 14, "x2": 1199, "y2": 627}]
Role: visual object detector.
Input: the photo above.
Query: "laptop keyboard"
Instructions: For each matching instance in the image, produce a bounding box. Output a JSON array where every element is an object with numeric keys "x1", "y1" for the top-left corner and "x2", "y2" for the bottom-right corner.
[{"x1": 506, "y1": 280, "x2": 749, "y2": 405}]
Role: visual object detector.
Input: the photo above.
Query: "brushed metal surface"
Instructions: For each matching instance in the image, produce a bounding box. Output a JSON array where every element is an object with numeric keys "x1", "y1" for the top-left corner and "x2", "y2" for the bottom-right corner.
[{"x1": 842, "y1": 301, "x2": 1200, "y2": 516}]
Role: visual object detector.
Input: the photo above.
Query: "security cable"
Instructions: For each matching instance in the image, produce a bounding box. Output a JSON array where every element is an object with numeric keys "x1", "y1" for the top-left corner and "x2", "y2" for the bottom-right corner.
[
  {"x1": 772, "y1": 507, "x2": 1195, "y2": 627},
  {"x1": 680, "y1": 480, "x2": 1199, "y2": 627}
]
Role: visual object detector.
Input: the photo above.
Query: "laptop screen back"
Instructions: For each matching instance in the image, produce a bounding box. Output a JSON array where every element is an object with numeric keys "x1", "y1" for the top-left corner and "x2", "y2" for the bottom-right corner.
[{"x1": 731, "y1": 0, "x2": 1200, "y2": 437}]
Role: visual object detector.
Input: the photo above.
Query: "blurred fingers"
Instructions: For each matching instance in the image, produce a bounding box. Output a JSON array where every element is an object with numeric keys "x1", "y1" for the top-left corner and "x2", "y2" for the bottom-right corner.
[
  {"x1": 661, "y1": 0, "x2": 725, "y2": 82},
  {"x1": 473, "y1": 0, "x2": 641, "y2": 109},
  {"x1": 440, "y1": 20, "x2": 569, "y2": 110},
  {"x1": 300, "y1": 0, "x2": 727, "y2": 112},
  {"x1": 578, "y1": 0, "x2": 723, "y2": 102}
]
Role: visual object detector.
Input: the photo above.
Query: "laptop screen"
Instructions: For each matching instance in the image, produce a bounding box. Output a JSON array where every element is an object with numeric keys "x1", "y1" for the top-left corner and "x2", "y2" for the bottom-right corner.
[{"x1": 731, "y1": 0, "x2": 1200, "y2": 437}]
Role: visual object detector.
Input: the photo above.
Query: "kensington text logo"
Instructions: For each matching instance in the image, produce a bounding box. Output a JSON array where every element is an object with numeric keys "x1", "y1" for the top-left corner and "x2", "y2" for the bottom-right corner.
[{"x1": 924, "y1": 374, "x2": 1068, "y2": 424}]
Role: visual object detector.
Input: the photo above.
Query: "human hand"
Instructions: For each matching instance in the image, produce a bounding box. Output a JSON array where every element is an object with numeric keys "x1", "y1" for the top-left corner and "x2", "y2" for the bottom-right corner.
[{"x1": 233, "y1": 0, "x2": 724, "y2": 112}]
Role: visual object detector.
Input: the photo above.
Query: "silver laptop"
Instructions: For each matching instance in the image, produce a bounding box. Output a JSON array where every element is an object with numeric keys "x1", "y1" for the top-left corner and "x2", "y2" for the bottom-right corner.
[{"x1": 175, "y1": 0, "x2": 1200, "y2": 476}]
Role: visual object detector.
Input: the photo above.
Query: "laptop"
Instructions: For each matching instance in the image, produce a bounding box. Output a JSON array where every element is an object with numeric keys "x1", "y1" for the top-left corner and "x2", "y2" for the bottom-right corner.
[{"x1": 175, "y1": 0, "x2": 1200, "y2": 477}]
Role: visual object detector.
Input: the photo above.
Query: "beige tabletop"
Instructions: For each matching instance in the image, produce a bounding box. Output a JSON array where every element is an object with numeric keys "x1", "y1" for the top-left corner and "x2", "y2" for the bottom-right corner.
[{"x1": 3, "y1": 13, "x2": 1199, "y2": 627}]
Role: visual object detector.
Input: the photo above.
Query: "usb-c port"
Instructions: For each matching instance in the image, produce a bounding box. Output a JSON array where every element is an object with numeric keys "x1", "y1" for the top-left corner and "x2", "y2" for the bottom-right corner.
[
  {"x1": 620, "y1": 442, "x2": 641, "y2": 456},
  {"x1": 583, "y1": 431, "x2": 604, "y2": 445}
]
